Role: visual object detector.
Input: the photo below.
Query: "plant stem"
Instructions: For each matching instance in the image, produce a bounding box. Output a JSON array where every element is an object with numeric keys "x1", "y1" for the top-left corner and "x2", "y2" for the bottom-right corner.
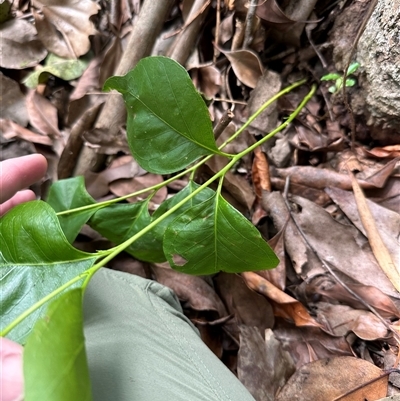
[
  {"x1": 3, "y1": 84, "x2": 315, "y2": 334},
  {"x1": 56, "y1": 79, "x2": 305, "y2": 217},
  {"x1": 82, "y1": 84, "x2": 317, "y2": 286}
]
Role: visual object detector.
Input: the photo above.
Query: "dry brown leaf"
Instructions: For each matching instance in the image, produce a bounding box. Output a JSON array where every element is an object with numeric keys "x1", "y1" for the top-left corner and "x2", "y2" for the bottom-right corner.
[
  {"x1": 252, "y1": 147, "x2": 271, "y2": 198},
  {"x1": 237, "y1": 326, "x2": 296, "y2": 401},
  {"x1": 276, "y1": 356, "x2": 388, "y2": 401},
  {"x1": 214, "y1": 273, "x2": 275, "y2": 335},
  {"x1": 153, "y1": 265, "x2": 227, "y2": 317},
  {"x1": 256, "y1": 0, "x2": 297, "y2": 29},
  {"x1": 0, "y1": 19, "x2": 47, "y2": 69},
  {"x1": 257, "y1": 224, "x2": 287, "y2": 290},
  {"x1": 0, "y1": 73, "x2": 28, "y2": 126},
  {"x1": 241, "y1": 271, "x2": 322, "y2": 327},
  {"x1": 364, "y1": 145, "x2": 400, "y2": 159},
  {"x1": 70, "y1": 57, "x2": 102, "y2": 102},
  {"x1": 0, "y1": 119, "x2": 53, "y2": 146},
  {"x1": 217, "y1": 46, "x2": 263, "y2": 88},
  {"x1": 326, "y1": 186, "x2": 400, "y2": 272},
  {"x1": 297, "y1": 275, "x2": 400, "y2": 320},
  {"x1": 287, "y1": 194, "x2": 399, "y2": 299},
  {"x1": 218, "y1": 12, "x2": 234, "y2": 44},
  {"x1": 26, "y1": 91, "x2": 60, "y2": 137},
  {"x1": 32, "y1": 0, "x2": 100, "y2": 58},
  {"x1": 349, "y1": 172, "x2": 400, "y2": 293},
  {"x1": 274, "y1": 319, "x2": 354, "y2": 367},
  {"x1": 315, "y1": 302, "x2": 389, "y2": 341},
  {"x1": 190, "y1": 65, "x2": 222, "y2": 98},
  {"x1": 247, "y1": 69, "x2": 281, "y2": 135},
  {"x1": 365, "y1": 177, "x2": 400, "y2": 214}
]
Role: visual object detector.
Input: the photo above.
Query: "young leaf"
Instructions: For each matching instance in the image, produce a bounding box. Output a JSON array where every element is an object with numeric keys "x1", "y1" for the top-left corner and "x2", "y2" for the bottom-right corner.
[
  {"x1": 320, "y1": 73, "x2": 341, "y2": 81},
  {"x1": 104, "y1": 56, "x2": 223, "y2": 174},
  {"x1": 347, "y1": 62, "x2": 360, "y2": 75},
  {"x1": 0, "y1": 201, "x2": 97, "y2": 343},
  {"x1": 345, "y1": 78, "x2": 356, "y2": 87},
  {"x1": 24, "y1": 288, "x2": 93, "y2": 401},
  {"x1": 47, "y1": 176, "x2": 98, "y2": 242},
  {"x1": 163, "y1": 193, "x2": 279, "y2": 275},
  {"x1": 88, "y1": 199, "x2": 166, "y2": 263}
]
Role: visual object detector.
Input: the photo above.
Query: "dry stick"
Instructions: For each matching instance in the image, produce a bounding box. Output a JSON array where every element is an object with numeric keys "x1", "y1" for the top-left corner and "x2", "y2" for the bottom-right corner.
[
  {"x1": 58, "y1": 102, "x2": 103, "y2": 179},
  {"x1": 282, "y1": 177, "x2": 400, "y2": 343},
  {"x1": 213, "y1": 0, "x2": 221, "y2": 64},
  {"x1": 342, "y1": 0, "x2": 378, "y2": 152},
  {"x1": 243, "y1": 0, "x2": 258, "y2": 48},
  {"x1": 348, "y1": 170, "x2": 400, "y2": 292},
  {"x1": 213, "y1": 109, "x2": 234, "y2": 139},
  {"x1": 167, "y1": 0, "x2": 211, "y2": 65},
  {"x1": 73, "y1": 0, "x2": 175, "y2": 176}
]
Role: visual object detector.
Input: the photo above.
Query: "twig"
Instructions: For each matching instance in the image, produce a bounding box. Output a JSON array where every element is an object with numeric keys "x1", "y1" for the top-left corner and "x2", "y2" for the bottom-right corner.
[
  {"x1": 167, "y1": 0, "x2": 211, "y2": 65},
  {"x1": 213, "y1": 0, "x2": 221, "y2": 63},
  {"x1": 214, "y1": 109, "x2": 234, "y2": 139},
  {"x1": 342, "y1": 0, "x2": 378, "y2": 152},
  {"x1": 243, "y1": 0, "x2": 258, "y2": 48}
]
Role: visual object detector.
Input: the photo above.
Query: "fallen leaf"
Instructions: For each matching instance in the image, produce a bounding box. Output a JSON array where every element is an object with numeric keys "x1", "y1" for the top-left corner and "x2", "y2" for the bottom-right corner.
[
  {"x1": 274, "y1": 319, "x2": 354, "y2": 368},
  {"x1": 32, "y1": 0, "x2": 100, "y2": 58},
  {"x1": 241, "y1": 271, "x2": 321, "y2": 327},
  {"x1": 247, "y1": 69, "x2": 281, "y2": 135},
  {"x1": 237, "y1": 326, "x2": 296, "y2": 401},
  {"x1": 0, "y1": 119, "x2": 53, "y2": 146},
  {"x1": 190, "y1": 65, "x2": 222, "y2": 98},
  {"x1": 349, "y1": 172, "x2": 400, "y2": 292},
  {"x1": 153, "y1": 265, "x2": 227, "y2": 317},
  {"x1": 276, "y1": 356, "x2": 388, "y2": 401},
  {"x1": 315, "y1": 302, "x2": 389, "y2": 341},
  {"x1": 0, "y1": 72, "x2": 28, "y2": 126},
  {"x1": 256, "y1": 0, "x2": 297, "y2": 30},
  {"x1": 364, "y1": 145, "x2": 400, "y2": 159},
  {"x1": 252, "y1": 147, "x2": 271, "y2": 197},
  {"x1": 26, "y1": 91, "x2": 60, "y2": 137},
  {"x1": 23, "y1": 53, "x2": 90, "y2": 89},
  {"x1": 214, "y1": 273, "x2": 275, "y2": 335},
  {"x1": 0, "y1": 19, "x2": 47, "y2": 69},
  {"x1": 217, "y1": 46, "x2": 263, "y2": 88}
]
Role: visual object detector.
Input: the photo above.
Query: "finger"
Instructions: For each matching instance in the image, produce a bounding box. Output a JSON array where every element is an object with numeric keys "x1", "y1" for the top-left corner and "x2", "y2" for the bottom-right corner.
[
  {"x1": 0, "y1": 337, "x2": 24, "y2": 401},
  {"x1": 0, "y1": 154, "x2": 47, "y2": 204},
  {"x1": 0, "y1": 190, "x2": 37, "y2": 216}
]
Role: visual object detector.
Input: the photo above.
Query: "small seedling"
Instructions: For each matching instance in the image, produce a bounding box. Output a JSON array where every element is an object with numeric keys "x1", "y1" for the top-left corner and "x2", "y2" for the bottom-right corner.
[{"x1": 321, "y1": 62, "x2": 360, "y2": 93}]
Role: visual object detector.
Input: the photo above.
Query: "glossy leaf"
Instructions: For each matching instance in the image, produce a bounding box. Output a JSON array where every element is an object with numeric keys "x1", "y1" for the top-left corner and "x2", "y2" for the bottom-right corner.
[
  {"x1": 88, "y1": 199, "x2": 165, "y2": 262},
  {"x1": 104, "y1": 56, "x2": 222, "y2": 174},
  {"x1": 47, "y1": 176, "x2": 98, "y2": 242},
  {"x1": 0, "y1": 201, "x2": 97, "y2": 343},
  {"x1": 163, "y1": 193, "x2": 279, "y2": 275},
  {"x1": 24, "y1": 288, "x2": 92, "y2": 401}
]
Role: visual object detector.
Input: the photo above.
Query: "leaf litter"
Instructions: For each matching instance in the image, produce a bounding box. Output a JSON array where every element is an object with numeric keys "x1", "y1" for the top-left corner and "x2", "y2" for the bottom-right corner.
[{"x1": 1, "y1": 0, "x2": 399, "y2": 399}]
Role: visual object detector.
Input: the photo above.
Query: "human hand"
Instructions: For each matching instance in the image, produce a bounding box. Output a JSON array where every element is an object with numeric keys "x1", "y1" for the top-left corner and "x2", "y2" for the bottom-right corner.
[
  {"x1": 0, "y1": 154, "x2": 47, "y2": 400},
  {"x1": 0, "y1": 154, "x2": 47, "y2": 216}
]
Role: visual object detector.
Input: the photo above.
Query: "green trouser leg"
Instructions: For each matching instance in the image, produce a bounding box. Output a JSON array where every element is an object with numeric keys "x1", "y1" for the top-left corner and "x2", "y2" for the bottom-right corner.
[{"x1": 83, "y1": 268, "x2": 255, "y2": 401}]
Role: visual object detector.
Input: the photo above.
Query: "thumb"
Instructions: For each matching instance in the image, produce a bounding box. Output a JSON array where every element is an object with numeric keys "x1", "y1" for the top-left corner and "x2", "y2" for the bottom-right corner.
[{"x1": 0, "y1": 337, "x2": 24, "y2": 401}]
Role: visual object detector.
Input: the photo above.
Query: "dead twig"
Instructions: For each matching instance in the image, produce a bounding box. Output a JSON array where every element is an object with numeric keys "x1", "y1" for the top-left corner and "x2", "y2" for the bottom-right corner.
[{"x1": 243, "y1": 0, "x2": 258, "y2": 49}]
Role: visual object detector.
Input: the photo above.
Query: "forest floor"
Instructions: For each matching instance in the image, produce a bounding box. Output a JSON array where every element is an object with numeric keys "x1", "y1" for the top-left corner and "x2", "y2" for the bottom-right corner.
[{"x1": 1, "y1": 0, "x2": 399, "y2": 399}]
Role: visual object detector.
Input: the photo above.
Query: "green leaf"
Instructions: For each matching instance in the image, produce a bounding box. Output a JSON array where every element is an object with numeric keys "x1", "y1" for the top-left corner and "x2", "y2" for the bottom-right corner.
[
  {"x1": 347, "y1": 62, "x2": 360, "y2": 75},
  {"x1": 47, "y1": 176, "x2": 98, "y2": 242},
  {"x1": 0, "y1": 201, "x2": 97, "y2": 343},
  {"x1": 89, "y1": 199, "x2": 165, "y2": 262},
  {"x1": 163, "y1": 193, "x2": 279, "y2": 275},
  {"x1": 23, "y1": 53, "x2": 90, "y2": 89},
  {"x1": 328, "y1": 85, "x2": 337, "y2": 93},
  {"x1": 24, "y1": 288, "x2": 93, "y2": 401},
  {"x1": 345, "y1": 78, "x2": 356, "y2": 87},
  {"x1": 321, "y1": 73, "x2": 341, "y2": 81},
  {"x1": 104, "y1": 56, "x2": 222, "y2": 174}
]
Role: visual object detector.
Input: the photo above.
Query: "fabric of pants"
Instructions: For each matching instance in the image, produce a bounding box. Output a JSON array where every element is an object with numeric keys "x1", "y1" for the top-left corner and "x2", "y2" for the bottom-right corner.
[{"x1": 83, "y1": 268, "x2": 256, "y2": 401}]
